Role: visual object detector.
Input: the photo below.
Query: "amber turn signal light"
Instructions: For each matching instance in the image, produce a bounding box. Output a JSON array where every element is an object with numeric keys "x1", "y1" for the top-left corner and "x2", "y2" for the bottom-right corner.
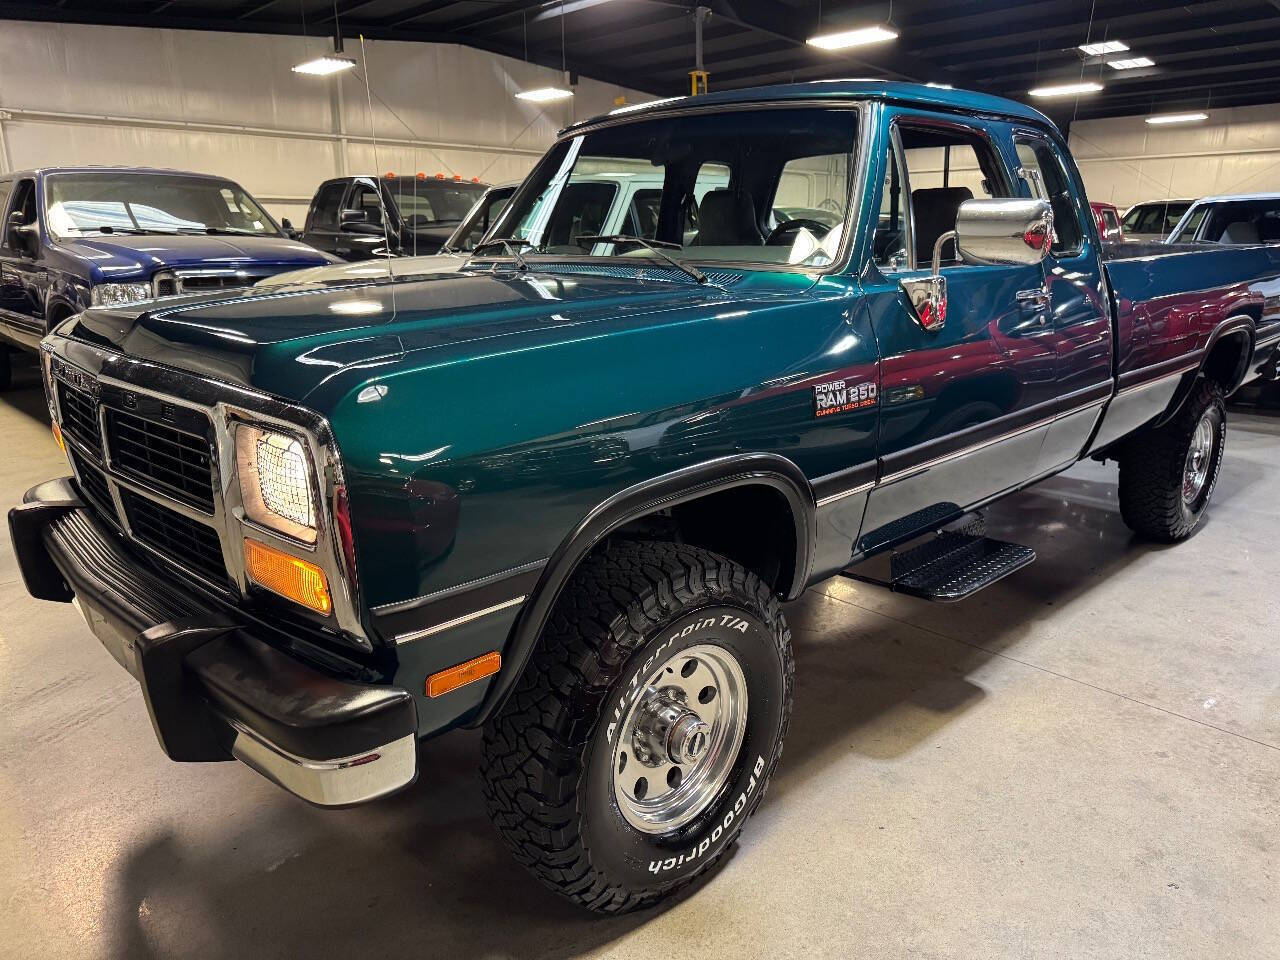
[
  {"x1": 426, "y1": 651, "x2": 501, "y2": 698},
  {"x1": 51, "y1": 422, "x2": 66, "y2": 455},
  {"x1": 243, "y1": 537, "x2": 332, "y2": 615}
]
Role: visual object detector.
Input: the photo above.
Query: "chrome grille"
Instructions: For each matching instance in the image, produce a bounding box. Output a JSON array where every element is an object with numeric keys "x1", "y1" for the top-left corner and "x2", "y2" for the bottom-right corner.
[
  {"x1": 57, "y1": 379, "x2": 102, "y2": 454},
  {"x1": 153, "y1": 269, "x2": 263, "y2": 297},
  {"x1": 120, "y1": 490, "x2": 228, "y2": 586},
  {"x1": 105, "y1": 408, "x2": 215, "y2": 512}
]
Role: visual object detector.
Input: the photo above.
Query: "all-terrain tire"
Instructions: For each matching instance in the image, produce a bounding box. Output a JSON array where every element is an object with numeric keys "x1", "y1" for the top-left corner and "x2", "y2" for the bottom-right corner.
[
  {"x1": 481, "y1": 540, "x2": 794, "y2": 914},
  {"x1": 1118, "y1": 378, "x2": 1226, "y2": 542}
]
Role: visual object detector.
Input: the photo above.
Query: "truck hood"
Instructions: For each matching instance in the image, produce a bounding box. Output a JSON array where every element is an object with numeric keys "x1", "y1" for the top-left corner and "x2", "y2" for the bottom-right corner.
[
  {"x1": 55, "y1": 233, "x2": 334, "y2": 281},
  {"x1": 60, "y1": 266, "x2": 816, "y2": 409}
]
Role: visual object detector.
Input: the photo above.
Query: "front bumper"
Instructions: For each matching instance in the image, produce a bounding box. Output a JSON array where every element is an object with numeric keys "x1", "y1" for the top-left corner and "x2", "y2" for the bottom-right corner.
[{"x1": 9, "y1": 478, "x2": 418, "y2": 807}]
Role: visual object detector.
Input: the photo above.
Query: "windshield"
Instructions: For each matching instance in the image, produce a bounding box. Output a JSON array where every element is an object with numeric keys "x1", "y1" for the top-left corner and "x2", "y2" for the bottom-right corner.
[
  {"x1": 1122, "y1": 201, "x2": 1191, "y2": 236},
  {"x1": 443, "y1": 185, "x2": 517, "y2": 252},
  {"x1": 388, "y1": 179, "x2": 487, "y2": 229},
  {"x1": 488, "y1": 107, "x2": 858, "y2": 269},
  {"x1": 45, "y1": 173, "x2": 280, "y2": 238}
]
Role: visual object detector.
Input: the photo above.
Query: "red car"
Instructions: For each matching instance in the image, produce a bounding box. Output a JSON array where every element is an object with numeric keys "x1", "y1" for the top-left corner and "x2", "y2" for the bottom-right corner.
[{"x1": 1091, "y1": 201, "x2": 1124, "y2": 241}]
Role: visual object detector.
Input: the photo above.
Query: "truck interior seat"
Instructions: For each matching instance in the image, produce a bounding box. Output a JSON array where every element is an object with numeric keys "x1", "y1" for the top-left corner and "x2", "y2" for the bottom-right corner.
[
  {"x1": 912, "y1": 186, "x2": 973, "y2": 264},
  {"x1": 693, "y1": 189, "x2": 764, "y2": 246},
  {"x1": 1220, "y1": 220, "x2": 1260, "y2": 244}
]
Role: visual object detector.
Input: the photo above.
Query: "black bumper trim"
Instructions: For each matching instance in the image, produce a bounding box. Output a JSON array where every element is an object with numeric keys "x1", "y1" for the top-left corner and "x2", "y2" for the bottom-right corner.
[{"x1": 10, "y1": 480, "x2": 417, "y2": 778}]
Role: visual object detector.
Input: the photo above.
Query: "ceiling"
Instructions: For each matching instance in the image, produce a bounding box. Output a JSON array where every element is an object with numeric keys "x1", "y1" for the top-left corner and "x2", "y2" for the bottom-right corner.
[{"x1": 7, "y1": 0, "x2": 1280, "y2": 125}]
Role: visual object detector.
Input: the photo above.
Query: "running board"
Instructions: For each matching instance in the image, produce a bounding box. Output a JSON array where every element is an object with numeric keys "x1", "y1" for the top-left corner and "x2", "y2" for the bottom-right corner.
[{"x1": 841, "y1": 516, "x2": 1036, "y2": 602}]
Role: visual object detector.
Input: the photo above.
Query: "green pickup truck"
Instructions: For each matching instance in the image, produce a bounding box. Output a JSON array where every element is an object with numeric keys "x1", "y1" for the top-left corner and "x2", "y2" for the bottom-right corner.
[{"x1": 11, "y1": 81, "x2": 1280, "y2": 914}]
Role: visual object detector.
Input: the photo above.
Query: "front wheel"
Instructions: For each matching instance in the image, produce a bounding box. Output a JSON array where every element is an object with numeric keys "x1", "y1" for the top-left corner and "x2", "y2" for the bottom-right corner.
[
  {"x1": 481, "y1": 541, "x2": 794, "y2": 913},
  {"x1": 1118, "y1": 378, "x2": 1226, "y2": 542}
]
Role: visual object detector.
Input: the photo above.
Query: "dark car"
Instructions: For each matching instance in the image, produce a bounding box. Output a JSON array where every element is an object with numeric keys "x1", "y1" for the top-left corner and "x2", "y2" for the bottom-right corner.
[
  {"x1": 0, "y1": 167, "x2": 336, "y2": 388},
  {"x1": 300, "y1": 173, "x2": 488, "y2": 261}
]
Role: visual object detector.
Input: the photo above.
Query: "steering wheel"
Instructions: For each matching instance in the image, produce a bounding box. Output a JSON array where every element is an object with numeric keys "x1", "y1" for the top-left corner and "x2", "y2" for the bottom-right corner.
[{"x1": 765, "y1": 218, "x2": 831, "y2": 246}]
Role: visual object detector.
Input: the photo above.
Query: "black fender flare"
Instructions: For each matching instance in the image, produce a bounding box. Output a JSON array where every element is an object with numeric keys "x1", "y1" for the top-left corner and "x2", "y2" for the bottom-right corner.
[
  {"x1": 470, "y1": 453, "x2": 816, "y2": 726},
  {"x1": 1154, "y1": 315, "x2": 1255, "y2": 428}
]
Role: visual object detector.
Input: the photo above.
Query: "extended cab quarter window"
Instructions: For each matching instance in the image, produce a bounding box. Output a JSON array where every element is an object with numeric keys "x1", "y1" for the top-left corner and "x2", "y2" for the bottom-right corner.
[
  {"x1": 1016, "y1": 137, "x2": 1084, "y2": 255},
  {"x1": 873, "y1": 121, "x2": 1013, "y2": 270}
]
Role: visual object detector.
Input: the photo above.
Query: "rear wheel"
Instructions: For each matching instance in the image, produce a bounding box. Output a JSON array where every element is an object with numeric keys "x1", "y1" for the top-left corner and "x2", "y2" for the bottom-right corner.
[
  {"x1": 1118, "y1": 379, "x2": 1226, "y2": 542},
  {"x1": 481, "y1": 540, "x2": 793, "y2": 913}
]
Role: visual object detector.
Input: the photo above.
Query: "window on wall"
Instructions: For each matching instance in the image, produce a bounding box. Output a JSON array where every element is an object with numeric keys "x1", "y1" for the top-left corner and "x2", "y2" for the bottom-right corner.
[
  {"x1": 1016, "y1": 137, "x2": 1083, "y2": 256},
  {"x1": 873, "y1": 121, "x2": 1013, "y2": 270}
]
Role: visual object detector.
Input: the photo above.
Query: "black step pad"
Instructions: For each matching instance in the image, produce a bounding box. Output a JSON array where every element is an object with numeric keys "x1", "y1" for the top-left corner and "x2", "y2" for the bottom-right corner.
[{"x1": 889, "y1": 532, "x2": 1035, "y2": 602}]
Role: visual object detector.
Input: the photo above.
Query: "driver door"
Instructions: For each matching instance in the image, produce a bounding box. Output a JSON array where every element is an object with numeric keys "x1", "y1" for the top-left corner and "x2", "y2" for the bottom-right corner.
[{"x1": 858, "y1": 110, "x2": 1057, "y2": 554}]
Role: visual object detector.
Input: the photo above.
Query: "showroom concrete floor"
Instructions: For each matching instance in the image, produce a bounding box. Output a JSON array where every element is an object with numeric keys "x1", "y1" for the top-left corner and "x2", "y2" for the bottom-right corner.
[{"x1": 1, "y1": 353, "x2": 1277, "y2": 960}]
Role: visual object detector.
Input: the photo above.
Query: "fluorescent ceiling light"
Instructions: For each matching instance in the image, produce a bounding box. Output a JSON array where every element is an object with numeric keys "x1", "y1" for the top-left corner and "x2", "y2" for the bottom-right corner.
[
  {"x1": 1028, "y1": 81, "x2": 1104, "y2": 98},
  {"x1": 292, "y1": 54, "x2": 357, "y2": 76},
  {"x1": 1107, "y1": 56, "x2": 1154, "y2": 70},
  {"x1": 516, "y1": 86, "x2": 574, "y2": 103},
  {"x1": 1145, "y1": 112, "x2": 1208, "y2": 124},
  {"x1": 806, "y1": 25, "x2": 898, "y2": 50},
  {"x1": 1079, "y1": 40, "x2": 1128, "y2": 55}
]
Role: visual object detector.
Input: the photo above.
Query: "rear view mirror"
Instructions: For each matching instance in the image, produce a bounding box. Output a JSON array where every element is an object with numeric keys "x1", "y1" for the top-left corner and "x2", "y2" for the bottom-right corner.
[
  {"x1": 7, "y1": 210, "x2": 37, "y2": 257},
  {"x1": 900, "y1": 198, "x2": 1054, "y2": 333},
  {"x1": 954, "y1": 198, "x2": 1054, "y2": 266},
  {"x1": 340, "y1": 208, "x2": 368, "y2": 225}
]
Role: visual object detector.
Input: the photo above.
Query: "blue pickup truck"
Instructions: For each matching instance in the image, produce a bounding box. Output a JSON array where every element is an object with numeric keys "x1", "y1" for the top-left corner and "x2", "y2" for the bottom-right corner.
[
  {"x1": 10, "y1": 82, "x2": 1280, "y2": 914},
  {"x1": 0, "y1": 167, "x2": 335, "y2": 388}
]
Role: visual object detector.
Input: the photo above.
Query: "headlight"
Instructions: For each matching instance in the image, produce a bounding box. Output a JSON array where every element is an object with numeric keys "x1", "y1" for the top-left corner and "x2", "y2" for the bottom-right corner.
[
  {"x1": 91, "y1": 282, "x2": 152, "y2": 307},
  {"x1": 235, "y1": 424, "x2": 318, "y2": 544}
]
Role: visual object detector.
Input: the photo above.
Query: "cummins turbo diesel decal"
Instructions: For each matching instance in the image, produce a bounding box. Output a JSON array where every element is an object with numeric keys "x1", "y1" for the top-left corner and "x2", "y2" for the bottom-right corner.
[{"x1": 814, "y1": 378, "x2": 878, "y2": 417}]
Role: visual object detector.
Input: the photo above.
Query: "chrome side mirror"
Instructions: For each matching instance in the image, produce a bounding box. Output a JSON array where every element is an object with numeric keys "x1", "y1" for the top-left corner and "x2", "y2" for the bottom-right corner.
[
  {"x1": 954, "y1": 198, "x2": 1054, "y2": 266},
  {"x1": 899, "y1": 198, "x2": 1054, "y2": 333}
]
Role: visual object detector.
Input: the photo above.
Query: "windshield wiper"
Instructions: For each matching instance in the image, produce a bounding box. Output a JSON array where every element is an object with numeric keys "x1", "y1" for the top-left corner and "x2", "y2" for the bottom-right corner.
[
  {"x1": 468, "y1": 237, "x2": 531, "y2": 272},
  {"x1": 80, "y1": 226, "x2": 155, "y2": 235},
  {"x1": 574, "y1": 234, "x2": 707, "y2": 284},
  {"x1": 174, "y1": 227, "x2": 259, "y2": 236}
]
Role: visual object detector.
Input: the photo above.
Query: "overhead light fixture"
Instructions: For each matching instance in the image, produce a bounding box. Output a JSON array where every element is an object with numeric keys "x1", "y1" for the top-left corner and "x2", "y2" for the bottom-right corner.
[
  {"x1": 1145, "y1": 112, "x2": 1209, "y2": 124},
  {"x1": 515, "y1": 86, "x2": 575, "y2": 103},
  {"x1": 1028, "y1": 81, "x2": 1104, "y2": 98},
  {"x1": 1079, "y1": 40, "x2": 1128, "y2": 55},
  {"x1": 1107, "y1": 56, "x2": 1154, "y2": 70},
  {"x1": 806, "y1": 25, "x2": 899, "y2": 51},
  {"x1": 292, "y1": 54, "x2": 357, "y2": 75}
]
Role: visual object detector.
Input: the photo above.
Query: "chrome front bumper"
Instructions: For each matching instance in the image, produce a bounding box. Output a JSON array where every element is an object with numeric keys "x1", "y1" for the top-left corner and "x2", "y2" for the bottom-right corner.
[{"x1": 10, "y1": 478, "x2": 418, "y2": 808}]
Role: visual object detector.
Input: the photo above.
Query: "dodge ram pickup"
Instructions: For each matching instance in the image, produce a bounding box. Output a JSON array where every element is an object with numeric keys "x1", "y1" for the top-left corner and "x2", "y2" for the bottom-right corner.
[
  {"x1": 11, "y1": 81, "x2": 1280, "y2": 915},
  {"x1": 0, "y1": 167, "x2": 335, "y2": 389}
]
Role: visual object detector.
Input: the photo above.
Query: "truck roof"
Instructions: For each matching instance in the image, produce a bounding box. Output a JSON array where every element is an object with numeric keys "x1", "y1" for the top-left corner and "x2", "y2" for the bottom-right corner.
[
  {"x1": 565, "y1": 79, "x2": 1057, "y2": 135},
  {"x1": 1187, "y1": 192, "x2": 1280, "y2": 204},
  {"x1": 7, "y1": 166, "x2": 238, "y2": 180}
]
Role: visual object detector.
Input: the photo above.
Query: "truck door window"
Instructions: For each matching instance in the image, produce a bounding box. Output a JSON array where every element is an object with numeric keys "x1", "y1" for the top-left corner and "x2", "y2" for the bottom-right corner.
[
  {"x1": 1015, "y1": 138, "x2": 1083, "y2": 255},
  {"x1": 349, "y1": 183, "x2": 386, "y2": 226},
  {"x1": 1101, "y1": 208, "x2": 1121, "y2": 239},
  {"x1": 307, "y1": 181, "x2": 346, "y2": 231},
  {"x1": 879, "y1": 122, "x2": 1013, "y2": 268},
  {"x1": 873, "y1": 137, "x2": 909, "y2": 269}
]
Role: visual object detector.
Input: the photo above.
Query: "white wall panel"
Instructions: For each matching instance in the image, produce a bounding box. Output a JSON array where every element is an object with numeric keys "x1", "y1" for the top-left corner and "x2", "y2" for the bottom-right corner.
[
  {"x1": 0, "y1": 19, "x2": 654, "y2": 224},
  {"x1": 1069, "y1": 103, "x2": 1280, "y2": 209}
]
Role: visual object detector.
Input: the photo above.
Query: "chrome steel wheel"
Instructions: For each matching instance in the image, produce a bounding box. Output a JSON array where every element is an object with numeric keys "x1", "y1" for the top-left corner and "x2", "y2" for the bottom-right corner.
[
  {"x1": 611, "y1": 642, "x2": 748, "y2": 835},
  {"x1": 1182, "y1": 412, "x2": 1215, "y2": 504}
]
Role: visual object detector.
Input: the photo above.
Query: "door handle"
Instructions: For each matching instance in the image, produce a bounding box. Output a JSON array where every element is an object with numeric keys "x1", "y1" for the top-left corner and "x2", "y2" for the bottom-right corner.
[{"x1": 1015, "y1": 287, "x2": 1050, "y2": 307}]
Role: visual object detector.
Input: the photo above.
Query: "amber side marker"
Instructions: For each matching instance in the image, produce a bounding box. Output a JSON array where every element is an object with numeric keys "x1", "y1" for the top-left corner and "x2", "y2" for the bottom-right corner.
[
  {"x1": 51, "y1": 422, "x2": 66, "y2": 455},
  {"x1": 427, "y1": 651, "x2": 501, "y2": 698},
  {"x1": 243, "y1": 537, "x2": 332, "y2": 615}
]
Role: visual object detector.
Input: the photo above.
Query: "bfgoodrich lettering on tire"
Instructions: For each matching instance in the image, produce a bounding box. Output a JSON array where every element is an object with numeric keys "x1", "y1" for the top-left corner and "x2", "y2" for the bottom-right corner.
[{"x1": 481, "y1": 540, "x2": 794, "y2": 913}]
